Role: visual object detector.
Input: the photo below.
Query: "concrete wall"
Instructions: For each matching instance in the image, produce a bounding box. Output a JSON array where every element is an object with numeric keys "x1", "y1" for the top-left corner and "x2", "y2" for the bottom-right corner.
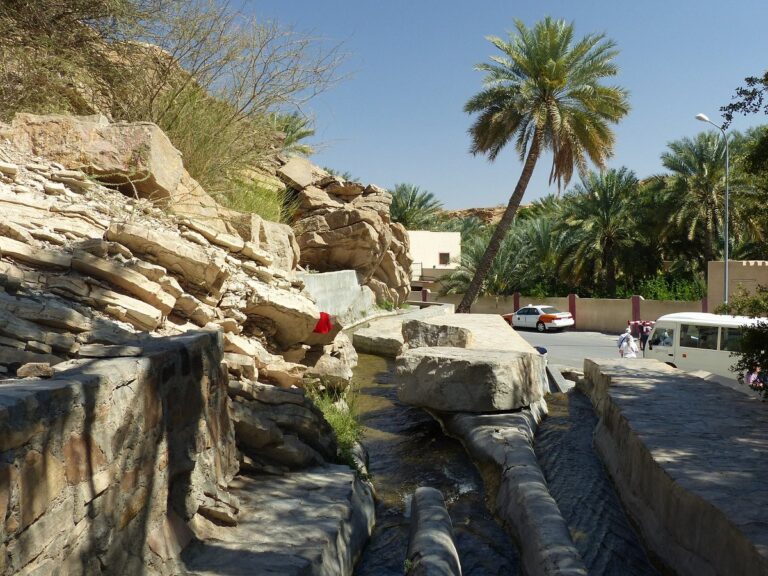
[
  {"x1": 407, "y1": 231, "x2": 461, "y2": 277},
  {"x1": 298, "y1": 270, "x2": 378, "y2": 325},
  {"x1": 708, "y1": 260, "x2": 768, "y2": 308},
  {"x1": 421, "y1": 292, "x2": 703, "y2": 333},
  {"x1": 427, "y1": 293, "x2": 516, "y2": 314},
  {"x1": 0, "y1": 332, "x2": 237, "y2": 576}
]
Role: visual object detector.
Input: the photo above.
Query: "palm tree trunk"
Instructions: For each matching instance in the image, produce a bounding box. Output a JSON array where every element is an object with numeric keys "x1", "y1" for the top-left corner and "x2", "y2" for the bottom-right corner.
[
  {"x1": 457, "y1": 133, "x2": 542, "y2": 313},
  {"x1": 605, "y1": 244, "x2": 617, "y2": 297}
]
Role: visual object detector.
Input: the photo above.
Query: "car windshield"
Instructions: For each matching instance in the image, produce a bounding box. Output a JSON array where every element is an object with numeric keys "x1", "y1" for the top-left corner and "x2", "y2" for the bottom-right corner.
[{"x1": 540, "y1": 306, "x2": 561, "y2": 315}]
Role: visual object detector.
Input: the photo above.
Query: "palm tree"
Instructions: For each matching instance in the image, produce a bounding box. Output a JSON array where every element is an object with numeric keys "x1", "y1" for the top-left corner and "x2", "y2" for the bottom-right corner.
[
  {"x1": 389, "y1": 183, "x2": 444, "y2": 229},
  {"x1": 441, "y1": 228, "x2": 531, "y2": 297},
  {"x1": 456, "y1": 17, "x2": 629, "y2": 312},
  {"x1": 559, "y1": 168, "x2": 639, "y2": 296},
  {"x1": 650, "y1": 132, "x2": 732, "y2": 280},
  {"x1": 271, "y1": 111, "x2": 315, "y2": 155},
  {"x1": 514, "y1": 216, "x2": 570, "y2": 294}
]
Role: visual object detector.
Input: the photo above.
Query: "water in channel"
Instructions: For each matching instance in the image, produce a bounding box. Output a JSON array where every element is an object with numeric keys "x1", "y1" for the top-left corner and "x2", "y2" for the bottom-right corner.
[
  {"x1": 534, "y1": 391, "x2": 661, "y2": 576},
  {"x1": 352, "y1": 354, "x2": 520, "y2": 576}
]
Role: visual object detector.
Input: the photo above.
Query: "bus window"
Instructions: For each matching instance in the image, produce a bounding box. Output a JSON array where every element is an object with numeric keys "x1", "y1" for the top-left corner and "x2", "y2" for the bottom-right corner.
[
  {"x1": 720, "y1": 327, "x2": 742, "y2": 352},
  {"x1": 650, "y1": 327, "x2": 674, "y2": 347},
  {"x1": 680, "y1": 324, "x2": 718, "y2": 350}
]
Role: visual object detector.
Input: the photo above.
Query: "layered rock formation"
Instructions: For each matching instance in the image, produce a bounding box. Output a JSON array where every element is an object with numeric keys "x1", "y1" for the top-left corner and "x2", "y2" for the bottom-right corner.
[
  {"x1": 0, "y1": 114, "x2": 386, "y2": 573},
  {"x1": 272, "y1": 156, "x2": 413, "y2": 306}
]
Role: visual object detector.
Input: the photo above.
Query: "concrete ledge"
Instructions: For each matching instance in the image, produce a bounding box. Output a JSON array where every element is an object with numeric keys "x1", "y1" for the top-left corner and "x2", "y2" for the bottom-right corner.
[
  {"x1": 437, "y1": 406, "x2": 587, "y2": 576},
  {"x1": 546, "y1": 364, "x2": 574, "y2": 393},
  {"x1": 406, "y1": 487, "x2": 461, "y2": 576},
  {"x1": 581, "y1": 358, "x2": 768, "y2": 576}
]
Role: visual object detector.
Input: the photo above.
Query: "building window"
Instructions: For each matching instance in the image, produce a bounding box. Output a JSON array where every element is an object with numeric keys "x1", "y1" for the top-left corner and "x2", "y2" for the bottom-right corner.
[{"x1": 439, "y1": 252, "x2": 450, "y2": 265}]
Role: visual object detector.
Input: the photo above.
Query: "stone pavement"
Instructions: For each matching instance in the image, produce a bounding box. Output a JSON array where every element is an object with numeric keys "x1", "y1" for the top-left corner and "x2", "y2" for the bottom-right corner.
[
  {"x1": 181, "y1": 466, "x2": 374, "y2": 576},
  {"x1": 581, "y1": 358, "x2": 768, "y2": 576}
]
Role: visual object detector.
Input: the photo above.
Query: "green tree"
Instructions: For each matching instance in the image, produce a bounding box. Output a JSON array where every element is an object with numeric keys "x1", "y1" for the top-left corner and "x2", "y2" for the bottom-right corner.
[
  {"x1": 457, "y1": 17, "x2": 630, "y2": 312},
  {"x1": 721, "y1": 70, "x2": 768, "y2": 128},
  {"x1": 559, "y1": 168, "x2": 639, "y2": 296},
  {"x1": 271, "y1": 111, "x2": 315, "y2": 156},
  {"x1": 441, "y1": 228, "x2": 530, "y2": 297},
  {"x1": 513, "y1": 216, "x2": 570, "y2": 294},
  {"x1": 650, "y1": 132, "x2": 734, "y2": 281},
  {"x1": 389, "y1": 183, "x2": 444, "y2": 229}
]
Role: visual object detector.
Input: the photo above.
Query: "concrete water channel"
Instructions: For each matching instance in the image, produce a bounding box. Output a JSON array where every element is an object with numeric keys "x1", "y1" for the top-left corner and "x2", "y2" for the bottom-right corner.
[{"x1": 350, "y1": 353, "x2": 658, "y2": 575}]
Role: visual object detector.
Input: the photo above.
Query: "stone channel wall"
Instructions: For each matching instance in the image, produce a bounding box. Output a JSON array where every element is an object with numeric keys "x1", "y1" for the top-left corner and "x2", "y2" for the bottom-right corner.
[
  {"x1": 581, "y1": 358, "x2": 768, "y2": 576},
  {"x1": 0, "y1": 331, "x2": 236, "y2": 576}
]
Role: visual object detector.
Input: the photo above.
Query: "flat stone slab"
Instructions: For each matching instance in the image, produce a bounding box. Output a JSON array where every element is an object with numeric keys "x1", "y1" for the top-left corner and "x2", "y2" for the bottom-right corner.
[
  {"x1": 406, "y1": 313, "x2": 534, "y2": 352},
  {"x1": 397, "y1": 314, "x2": 545, "y2": 412},
  {"x1": 182, "y1": 466, "x2": 374, "y2": 576},
  {"x1": 351, "y1": 304, "x2": 451, "y2": 357},
  {"x1": 397, "y1": 347, "x2": 545, "y2": 412},
  {"x1": 581, "y1": 358, "x2": 768, "y2": 576}
]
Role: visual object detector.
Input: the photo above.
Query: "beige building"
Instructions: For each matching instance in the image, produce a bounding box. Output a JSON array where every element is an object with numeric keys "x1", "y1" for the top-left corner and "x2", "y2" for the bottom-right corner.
[
  {"x1": 707, "y1": 260, "x2": 768, "y2": 309},
  {"x1": 407, "y1": 230, "x2": 461, "y2": 281}
]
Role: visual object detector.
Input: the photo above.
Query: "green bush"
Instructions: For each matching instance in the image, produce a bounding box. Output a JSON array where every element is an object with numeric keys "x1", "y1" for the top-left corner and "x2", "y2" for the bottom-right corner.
[
  {"x1": 305, "y1": 384, "x2": 364, "y2": 473},
  {"x1": 715, "y1": 285, "x2": 768, "y2": 317},
  {"x1": 217, "y1": 178, "x2": 298, "y2": 224},
  {"x1": 617, "y1": 274, "x2": 706, "y2": 301}
]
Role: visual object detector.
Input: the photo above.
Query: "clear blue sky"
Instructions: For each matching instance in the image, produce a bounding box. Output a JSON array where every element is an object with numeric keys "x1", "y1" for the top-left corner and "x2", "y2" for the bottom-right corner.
[{"x1": 246, "y1": 0, "x2": 768, "y2": 209}]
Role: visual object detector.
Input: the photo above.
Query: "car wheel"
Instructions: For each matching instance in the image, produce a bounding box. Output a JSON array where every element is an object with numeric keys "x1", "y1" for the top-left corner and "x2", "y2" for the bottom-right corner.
[{"x1": 536, "y1": 321, "x2": 546, "y2": 333}]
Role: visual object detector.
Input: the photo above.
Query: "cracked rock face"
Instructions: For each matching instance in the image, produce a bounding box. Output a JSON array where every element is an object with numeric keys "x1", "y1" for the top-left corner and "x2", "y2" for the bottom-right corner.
[
  {"x1": 276, "y1": 156, "x2": 413, "y2": 306},
  {"x1": 0, "y1": 116, "x2": 359, "y2": 475},
  {"x1": 0, "y1": 114, "x2": 371, "y2": 575}
]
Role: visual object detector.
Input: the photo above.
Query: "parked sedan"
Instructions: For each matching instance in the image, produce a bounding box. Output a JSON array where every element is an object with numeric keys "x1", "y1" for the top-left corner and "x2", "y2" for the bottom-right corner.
[{"x1": 502, "y1": 305, "x2": 575, "y2": 332}]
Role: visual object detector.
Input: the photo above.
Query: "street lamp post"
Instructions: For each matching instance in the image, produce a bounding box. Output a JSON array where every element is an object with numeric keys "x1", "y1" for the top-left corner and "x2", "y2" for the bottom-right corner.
[{"x1": 695, "y1": 113, "x2": 730, "y2": 309}]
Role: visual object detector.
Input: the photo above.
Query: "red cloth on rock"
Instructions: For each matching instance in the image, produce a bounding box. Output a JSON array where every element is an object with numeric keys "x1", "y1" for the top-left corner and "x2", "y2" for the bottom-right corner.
[{"x1": 313, "y1": 312, "x2": 333, "y2": 334}]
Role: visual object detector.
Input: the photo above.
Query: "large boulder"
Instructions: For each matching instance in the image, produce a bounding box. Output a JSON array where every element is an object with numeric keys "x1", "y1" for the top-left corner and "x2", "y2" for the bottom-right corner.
[
  {"x1": 244, "y1": 280, "x2": 320, "y2": 348},
  {"x1": 4, "y1": 113, "x2": 227, "y2": 231},
  {"x1": 402, "y1": 318, "x2": 474, "y2": 350},
  {"x1": 396, "y1": 347, "x2": 545, "y2": 413},
  {"x1": 397, "y1": 313, "x2": 546, "y2": 413},
  {"x1": 280, "y1": 156, "x2": 413, "y2": 306},
  {"x1": 218, "y1": 208, "x2": 300, "y2": 271}
]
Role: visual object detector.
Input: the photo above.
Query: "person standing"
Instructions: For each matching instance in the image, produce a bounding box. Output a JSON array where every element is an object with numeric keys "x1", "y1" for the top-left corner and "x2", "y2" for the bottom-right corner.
[
  {"x1": 640, "y1": 321, "x2": 652, "y2": 352},
  {"x1": 618, "y1": 327, "x2": 631, "y2": 357},
  {"x1": 621, "y1": 334, "x2": 640, "y2": 359}
]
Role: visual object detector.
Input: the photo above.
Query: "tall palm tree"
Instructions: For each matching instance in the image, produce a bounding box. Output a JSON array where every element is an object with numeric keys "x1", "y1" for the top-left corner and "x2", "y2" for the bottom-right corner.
[
  {"x1": 560, "y1": 168, "x2": 639, "y2": 296},
  {"x1": 650, "y1": 131, "x2": 733, "y2": 279},
  {"x1": 456, "y1": 17, "x2": 629, "y2": 312},
  {"x1": 389, "y1": 183, "x2": 444, "y2": 229}
]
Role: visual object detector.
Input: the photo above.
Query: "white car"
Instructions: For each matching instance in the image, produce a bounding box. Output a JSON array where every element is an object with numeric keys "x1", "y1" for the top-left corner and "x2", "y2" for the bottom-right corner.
[{"x1": 503, "y1": 304, "x2": 575, "y2": 332}]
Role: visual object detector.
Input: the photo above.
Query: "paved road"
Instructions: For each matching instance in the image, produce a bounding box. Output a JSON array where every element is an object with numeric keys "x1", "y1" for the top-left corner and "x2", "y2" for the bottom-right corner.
[{"x1": 516, "y1": 328, "x2": 621, "y2": 371}]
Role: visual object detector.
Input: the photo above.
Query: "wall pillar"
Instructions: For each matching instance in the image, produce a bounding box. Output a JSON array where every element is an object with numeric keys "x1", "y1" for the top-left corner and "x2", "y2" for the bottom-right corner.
[
  {"x1": 568, "y1": 293, "x2": 577, "y2": 324},
  {"x1": 631, "y1": 295, "x2": 642, "y2": 322},
  {"x1": 513, "y1": 292, "x2": 520, "y2": 312}
]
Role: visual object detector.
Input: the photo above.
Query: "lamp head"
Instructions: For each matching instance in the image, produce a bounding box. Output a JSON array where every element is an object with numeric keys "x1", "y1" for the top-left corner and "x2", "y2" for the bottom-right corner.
[{"x1": 695, "y1": 113, "x2": 710, "y2": 122}]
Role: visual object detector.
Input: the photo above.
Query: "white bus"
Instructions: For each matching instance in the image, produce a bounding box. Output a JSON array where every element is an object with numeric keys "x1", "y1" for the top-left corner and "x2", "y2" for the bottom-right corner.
[{"x1": 644, "y1": 312, "x2": 759, "y2": 380}]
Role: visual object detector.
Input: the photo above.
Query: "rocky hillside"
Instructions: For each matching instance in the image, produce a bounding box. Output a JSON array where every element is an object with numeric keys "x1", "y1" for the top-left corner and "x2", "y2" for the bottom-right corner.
[
  {"x1": 0, "y1": 113, "x2": 401, "y2": 475},
  {"x1": 276, "y1": 156, "x2": 412, "y2": 306},
  {"x1": 440, "y1": 206, "x2": 507, "y2": 225}
]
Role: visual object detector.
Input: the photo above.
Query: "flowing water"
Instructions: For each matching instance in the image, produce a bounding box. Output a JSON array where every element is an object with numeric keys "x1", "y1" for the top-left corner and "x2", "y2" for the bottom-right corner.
[
  {"x1": 534, "y1": 391, "x2": 662, "y2": 576},
  {"x1": 352, "y1": 354, "x2": 520, "y2": 576},
  {"x1": 350, "y1": 353, "x2": 661, "y2": 575}
]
